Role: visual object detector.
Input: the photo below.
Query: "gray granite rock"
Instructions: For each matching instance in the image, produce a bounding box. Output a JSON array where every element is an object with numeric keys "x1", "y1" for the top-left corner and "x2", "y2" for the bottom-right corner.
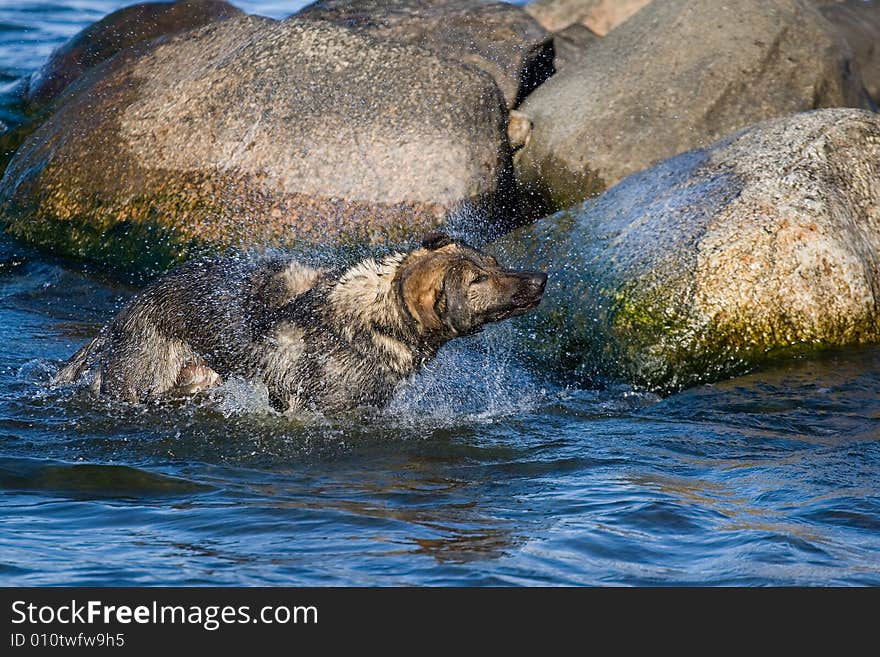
[
  {"x1": 818, "y1": 0, "x2": 880, "y2": 105},
  {"x1": 297, "y1": 0, "x2": 554, "y2": 108},
  {"x1": 514, "y1": 0, "x2": 874, "y2": 215},
  {"x1": 0, "y1": 17, "x2": 513, "y2": 274},
  {"x1": 25, "y1": 0, "x2": 243, "y2": 109},
  {"x1": 498, "y1": 109, "x2": 880, "y2": 392},
  {"x1": 550, "y1": 23, "x2": 598, "y2": 73},
  {"x1": 524, "y1": 0, "x2": 650, "y2": 35}
]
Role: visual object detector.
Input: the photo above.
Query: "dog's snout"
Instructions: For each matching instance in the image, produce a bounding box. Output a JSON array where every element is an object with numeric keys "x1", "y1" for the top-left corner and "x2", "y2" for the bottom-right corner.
[
  {"x1": 519, "y1": 271, "x2": 547, "y2": 294},
  {"x1": 529, "y1": 272, "x2": 548, "y2": 291},
  {"x1": 509, "y1": 271, "x2": 547, "y2": 307}
]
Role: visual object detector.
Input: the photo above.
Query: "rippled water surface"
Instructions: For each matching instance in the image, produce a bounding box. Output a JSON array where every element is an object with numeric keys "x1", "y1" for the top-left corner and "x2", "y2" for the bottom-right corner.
[{"x1": 1, "y1": 1, "x2": 879, "y2": 586}]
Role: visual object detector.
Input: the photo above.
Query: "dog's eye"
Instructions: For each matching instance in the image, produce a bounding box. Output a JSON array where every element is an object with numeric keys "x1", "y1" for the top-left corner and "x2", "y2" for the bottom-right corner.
[{"x1": 471, "y1": 275, "x2": 488, "y2": 285}]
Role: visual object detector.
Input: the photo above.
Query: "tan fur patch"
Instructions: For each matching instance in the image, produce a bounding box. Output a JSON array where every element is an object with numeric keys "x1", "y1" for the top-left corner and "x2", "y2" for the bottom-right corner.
[
  {"x1": 275, "y1": 323, "x2": 306, "y2": 352},
  {"x1": 399, "y1": 250, "x2": 447, "y2": 331},
  {"x1": 274, "y1": 262, "x2": 323, "y2": 301},
  {"x1": 371, "y1": 332, "x2": 414, "y2": 372},
  {"x1": 328, "y1": 252, "x2": 408, "y2": 336},
  {"x1": 175, "y1": 362, "x2": 221, "y2": 393},
  {"x1": 263, "y1": 323, "x2": 306, "y2": 372}
]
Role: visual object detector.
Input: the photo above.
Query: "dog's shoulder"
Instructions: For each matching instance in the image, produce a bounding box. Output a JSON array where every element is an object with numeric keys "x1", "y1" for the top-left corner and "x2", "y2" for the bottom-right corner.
[{"x1": 251, "y1": 255, "x2": 326, "y2": 309}]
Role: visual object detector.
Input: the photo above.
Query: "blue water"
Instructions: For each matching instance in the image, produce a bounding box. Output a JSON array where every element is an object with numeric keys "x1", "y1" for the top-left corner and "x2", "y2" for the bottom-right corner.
[{"x1": 1, "y1": 1, "x2": 879, "y2": 586}]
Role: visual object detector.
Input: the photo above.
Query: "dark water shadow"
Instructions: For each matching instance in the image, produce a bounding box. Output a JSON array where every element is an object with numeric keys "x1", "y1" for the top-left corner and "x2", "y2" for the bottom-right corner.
[{"x1": 0, "y1": 456, "x2": 212, "y2": 499}]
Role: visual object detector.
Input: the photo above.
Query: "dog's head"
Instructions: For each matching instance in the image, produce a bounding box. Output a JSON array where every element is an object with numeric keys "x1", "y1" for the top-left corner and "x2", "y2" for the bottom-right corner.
[{"x1": 396, "y1": 232, "x2": 547, "y2": 338}]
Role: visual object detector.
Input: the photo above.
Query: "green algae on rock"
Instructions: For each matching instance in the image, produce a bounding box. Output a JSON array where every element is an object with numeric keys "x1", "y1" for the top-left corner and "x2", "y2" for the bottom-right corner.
[
  {"x1": 497, "y1": 109, "x2": 880, "y2": 392},
  {"x1": 0, "y1": 16, "x2": 514, "y2": 276}
]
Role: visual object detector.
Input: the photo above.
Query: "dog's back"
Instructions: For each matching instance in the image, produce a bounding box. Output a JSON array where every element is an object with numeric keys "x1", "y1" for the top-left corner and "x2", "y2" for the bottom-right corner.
[{"x1": 54, "y1": 254, "x2": 323, "y2": 401}]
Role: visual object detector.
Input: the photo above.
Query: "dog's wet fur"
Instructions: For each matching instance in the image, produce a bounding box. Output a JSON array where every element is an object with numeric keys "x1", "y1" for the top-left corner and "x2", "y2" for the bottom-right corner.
[{"x1": 54, "y1": 233, "x2": 547, "y2": 413}]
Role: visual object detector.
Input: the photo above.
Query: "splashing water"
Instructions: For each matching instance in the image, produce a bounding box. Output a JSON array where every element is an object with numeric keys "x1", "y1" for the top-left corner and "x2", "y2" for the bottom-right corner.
[
  {"x1": 3, "y1": 221, "x2": 880, "y2": 586},
  {"x1": 387, "y1": 325, "x2": 552, "y2": 426}
]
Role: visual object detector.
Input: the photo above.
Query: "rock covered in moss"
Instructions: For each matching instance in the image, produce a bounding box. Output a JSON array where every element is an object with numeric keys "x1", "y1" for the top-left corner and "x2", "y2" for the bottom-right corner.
[
  {"x1": 0, "y1": 16, "x2": 513, "y2": 275},
  {"x1": 514, "y1": 0, "x2": 873, "y2": 215},
  {"x1": 498, "y1": 109, "x2": 880, "y2": 392},
  {"x1": 297, "y1": 0, "x2": 554, "y2": 108}
]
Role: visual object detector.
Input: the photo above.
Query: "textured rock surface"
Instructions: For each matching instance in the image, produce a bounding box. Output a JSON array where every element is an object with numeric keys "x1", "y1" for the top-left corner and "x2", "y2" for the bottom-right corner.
[
  {"x1": 297, "y1": 0, "x2": 554, "y2": 109},
  {"x1": 550, "y1": 23, "x2": 598, "y2": 72},
  {"x1": 524, "y1": 0, "x2": 650, "y2": 35},
  {"x1": 818, "y1": 0, "x2": 880, "y2": 104},
  {"x1": 514, "y1": 0, "x2": 873, "y2": 215},
  {"x1": 0, "y1": 16, "x2": 512, "y2": 274},
  {"x1": 24, "y1": 0, "x2": 243, "y2": 109},
  {"x1": 498, "y1": 109, "x2": 880, "y2": 392}
]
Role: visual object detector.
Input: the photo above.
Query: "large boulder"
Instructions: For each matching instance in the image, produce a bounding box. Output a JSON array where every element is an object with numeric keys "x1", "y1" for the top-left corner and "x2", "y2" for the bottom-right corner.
[
  {"x1": 498, "y1": 109, "x2": 880, "y2": 392},
  {"x1": 550, "y1": 23, "x2": 598, "y2": 73},
  {"x1": 24, "y1": 0, "x2": 243, "y2": 109},
  {"x1": 0, "y1": 122, "x2": 34, "y2": 179},
  {"x1": 296, "y1": 0, "x2": 554, "y2": 109},
  {"x1": 525, "y1": 0, "x2": 651, "y2": 35},
  {"x1": 817, "y1": 0, "x2": 880, "y2": 105},
  {"x1": 525, "y1": 0, "x2": 647, "y2": 74},
  {"x1": 514, "y1": 0, "x2": 874, "y2": 215},
  {"x1": 0, "y1": 16, "x2": 513, "y2": 275}
]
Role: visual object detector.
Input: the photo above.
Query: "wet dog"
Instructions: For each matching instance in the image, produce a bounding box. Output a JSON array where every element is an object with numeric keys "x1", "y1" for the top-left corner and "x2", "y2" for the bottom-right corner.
[{"x1": 54, "y1": 233, "x2": 547, "y2": 413}]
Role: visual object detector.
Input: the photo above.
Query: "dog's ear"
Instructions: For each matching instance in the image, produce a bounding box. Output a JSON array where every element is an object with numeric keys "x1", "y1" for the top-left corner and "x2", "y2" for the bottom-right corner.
[
  {"x1": 399, "y1": 256, "x2": 445, "y2": 332},
  {"x1": 421, "y1": 231, "x2": 453, "y2": 251}
]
